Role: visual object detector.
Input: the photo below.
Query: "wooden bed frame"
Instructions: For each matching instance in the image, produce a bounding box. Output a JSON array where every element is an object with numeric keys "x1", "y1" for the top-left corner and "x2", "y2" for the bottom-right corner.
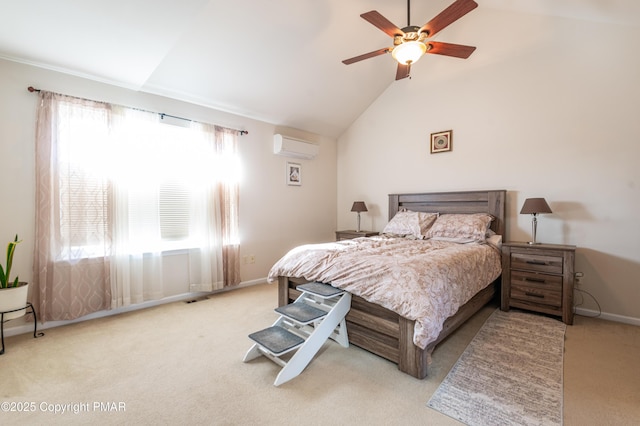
[{"x1": 278, "y1": 189, "x2": 506, "y2": 379}]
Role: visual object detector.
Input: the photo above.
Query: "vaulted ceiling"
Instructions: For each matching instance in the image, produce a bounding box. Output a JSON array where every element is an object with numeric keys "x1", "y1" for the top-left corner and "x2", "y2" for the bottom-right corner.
[{"x1": 1, "y1": 0, "x2": 638, "y2": 137}]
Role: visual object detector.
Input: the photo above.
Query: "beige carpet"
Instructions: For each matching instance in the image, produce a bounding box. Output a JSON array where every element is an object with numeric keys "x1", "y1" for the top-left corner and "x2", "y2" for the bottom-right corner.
[
  {"x1": 1, "y1": 283, "x2": 480, "y2": 425},
  {"x1": 428, "y1": 309, "x2": 566, "y2": 425},
  {"x1": 1, "y1": 283, "x2": 638, "y2": 425}
]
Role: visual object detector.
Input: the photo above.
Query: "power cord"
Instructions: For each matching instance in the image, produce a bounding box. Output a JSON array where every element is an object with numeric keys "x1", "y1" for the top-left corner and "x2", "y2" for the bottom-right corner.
[{"x1": 573, "y1": 287, "x2": 602, "y2": 318}]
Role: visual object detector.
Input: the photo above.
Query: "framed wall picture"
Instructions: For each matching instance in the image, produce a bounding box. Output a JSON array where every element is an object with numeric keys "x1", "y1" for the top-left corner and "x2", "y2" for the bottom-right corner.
[
  {"x1": 430, "y1": 130, "x2": 452, "y2": 154},
  {"x1": 286, "y1": 162, "x2": 302, "y2": 186}
]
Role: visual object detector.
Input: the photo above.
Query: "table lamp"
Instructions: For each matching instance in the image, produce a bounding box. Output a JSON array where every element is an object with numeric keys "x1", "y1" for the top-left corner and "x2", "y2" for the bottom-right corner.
[
  {"x1": 351, "y1": 201, "x2": 368, "y2": 232},
  {"x1": 520, "y1": 198, "x2": 552, "y2": 244}
]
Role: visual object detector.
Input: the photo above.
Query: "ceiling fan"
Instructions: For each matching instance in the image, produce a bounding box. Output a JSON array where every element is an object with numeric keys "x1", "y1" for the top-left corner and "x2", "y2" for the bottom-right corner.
[{"x1": 342, "y1": 0, "x2": 478, "y2": 80}]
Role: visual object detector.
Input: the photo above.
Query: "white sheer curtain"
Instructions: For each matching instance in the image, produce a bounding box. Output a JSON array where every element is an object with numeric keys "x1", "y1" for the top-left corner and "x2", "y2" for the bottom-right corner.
[
  {"x1": 109, "y1": 107, "x2": 164, "y2": 307},
  {"x1": 188, "y1": 122, "x2": 241, "y2": 291},
  {"x1": 34, "y1": 91, "x2": 240, "y2": 321}
]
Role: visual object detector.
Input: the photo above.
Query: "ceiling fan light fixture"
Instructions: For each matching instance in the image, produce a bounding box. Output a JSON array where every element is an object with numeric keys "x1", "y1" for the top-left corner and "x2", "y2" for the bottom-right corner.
[{"x1": 392, "y1": 41, "x2": 426, "y2": 65}]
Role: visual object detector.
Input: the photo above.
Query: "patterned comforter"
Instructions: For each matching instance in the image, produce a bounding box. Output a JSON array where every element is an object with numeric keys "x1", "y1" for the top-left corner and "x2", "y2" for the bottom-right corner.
[{"x1": 267, "y1": 236, "x2": 502, "y2": 349}]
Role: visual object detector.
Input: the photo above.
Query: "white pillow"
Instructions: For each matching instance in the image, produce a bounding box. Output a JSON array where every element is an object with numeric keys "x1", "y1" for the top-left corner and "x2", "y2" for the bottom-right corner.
[
  {"x1": 382, "y1": 211, "x2": 438, "y2": 239},
  {"x1": 486, "y1": 233, "x2": 503, "y2": 249}
]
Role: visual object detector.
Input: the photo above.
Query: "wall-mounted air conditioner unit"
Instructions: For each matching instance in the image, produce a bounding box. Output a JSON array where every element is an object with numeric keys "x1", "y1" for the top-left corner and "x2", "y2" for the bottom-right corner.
[{"x1": 273, "y1": 134, "x2": 319, "y2": 160}]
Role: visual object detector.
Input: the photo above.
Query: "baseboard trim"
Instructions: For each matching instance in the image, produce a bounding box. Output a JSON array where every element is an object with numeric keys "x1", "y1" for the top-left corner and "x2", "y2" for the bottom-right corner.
[
  {"x1": 2, "y1": 277, "x2": 269, "y2": 338},
  {"x1": 575, "y1": 307, "x2": 640, "y2": 326},
  {"x1": 9, "y1": 281, "x2": 634, "y2": 338}
]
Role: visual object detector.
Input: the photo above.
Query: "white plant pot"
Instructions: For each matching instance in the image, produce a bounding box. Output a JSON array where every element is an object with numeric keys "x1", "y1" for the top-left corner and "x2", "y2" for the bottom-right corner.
[{"x1": 0, "y1": 282, "x2": 29, "y2": 320}]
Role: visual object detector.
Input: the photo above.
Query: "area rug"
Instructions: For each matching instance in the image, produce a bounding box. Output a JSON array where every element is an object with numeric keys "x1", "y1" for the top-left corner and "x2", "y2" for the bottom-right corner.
[{"x1": 427, "y1": 309, "x2": 566, "y2": 426}]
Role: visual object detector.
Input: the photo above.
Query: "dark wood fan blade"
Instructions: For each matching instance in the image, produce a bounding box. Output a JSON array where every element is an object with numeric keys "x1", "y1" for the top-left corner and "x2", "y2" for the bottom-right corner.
[
  {"x1": 420, "y1": 0, "x2": 478, "y2": 37},
  {"x1": 342, "y1": 47, "x2": 391, "y2": 65},
  {"x1": 426, "y1": 41, "x2": 476, "y2": 59},
  {"x1": 361, "y1": 11, "x2": 404, "y2": 38},
  {"x1": 396, "y1": 63, "x2": 411, "y2": 80}
]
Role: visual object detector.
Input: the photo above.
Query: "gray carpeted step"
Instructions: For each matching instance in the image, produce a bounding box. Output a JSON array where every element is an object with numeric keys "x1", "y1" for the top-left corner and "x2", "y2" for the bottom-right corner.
[
  {"x1": 275, "y1": 302, "x2": 327, "y2": 324},
  {"x1": 296, "y1": 282, "x2": 344, "y2": 298},
  {"x1": 248, "y1": 326, "x2": 304, "y2": 356}
]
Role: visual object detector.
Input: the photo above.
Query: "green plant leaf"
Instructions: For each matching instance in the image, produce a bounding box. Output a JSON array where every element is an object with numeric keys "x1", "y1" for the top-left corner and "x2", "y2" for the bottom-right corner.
[
  {"x1": 5, "y1": 243, "x2": 15, "y2": 287},
  {"x1": 1, "y1": 235, "x2": 21, "y2": 289}
]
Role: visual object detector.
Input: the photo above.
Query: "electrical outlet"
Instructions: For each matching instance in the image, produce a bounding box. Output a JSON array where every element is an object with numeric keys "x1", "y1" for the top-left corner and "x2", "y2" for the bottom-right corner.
[
  {"x1": 249, "y1": 255, "x2": 255, "y2": 264},
  {"x1": 575, "y1": 272, "x2": 584, "y2": 287}
]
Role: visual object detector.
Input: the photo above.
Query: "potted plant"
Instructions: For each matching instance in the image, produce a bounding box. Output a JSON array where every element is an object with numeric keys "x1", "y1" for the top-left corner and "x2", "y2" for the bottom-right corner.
[{"x1": 0, "y1": 235, "x2": 29, "y2": 320}]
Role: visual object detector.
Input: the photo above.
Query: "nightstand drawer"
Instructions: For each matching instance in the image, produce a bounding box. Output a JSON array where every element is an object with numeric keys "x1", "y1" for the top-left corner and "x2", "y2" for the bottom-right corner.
[
  {"x1": 511, "y1": 252, "x2": 563, "y2": 274},
  {"x1": 511, "y1": 270, "x2": 563, "y2": 288},
  {"x1": 511, "y1": 283, "x2": 562, "y2": 307},
  {"x1": 511, "y1": 270, "x2": 562, "y2": 307}
]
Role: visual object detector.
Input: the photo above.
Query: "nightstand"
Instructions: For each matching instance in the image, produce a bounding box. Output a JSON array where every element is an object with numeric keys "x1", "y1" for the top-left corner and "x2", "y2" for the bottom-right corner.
[
  {"x1": 501, "y1": 242, "x2": 576, "y2": 325},
  {"x1": 335, "y1": 230, "x2": 379, "y2": 241}
]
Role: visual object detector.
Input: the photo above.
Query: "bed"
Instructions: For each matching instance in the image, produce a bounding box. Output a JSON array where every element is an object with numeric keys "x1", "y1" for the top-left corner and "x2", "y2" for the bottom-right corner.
[{"x1": 272, "y1": 189, "x2": 506, "y2": 379}]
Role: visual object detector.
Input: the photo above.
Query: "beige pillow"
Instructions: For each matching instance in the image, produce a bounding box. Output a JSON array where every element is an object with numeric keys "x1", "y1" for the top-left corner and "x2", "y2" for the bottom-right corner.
[
  {"x1": 425, "y1": 213, "x2": 494, "y2": 243},
  {"x1": 382, "y1": 211, "x2": 438, "y2": 239}
]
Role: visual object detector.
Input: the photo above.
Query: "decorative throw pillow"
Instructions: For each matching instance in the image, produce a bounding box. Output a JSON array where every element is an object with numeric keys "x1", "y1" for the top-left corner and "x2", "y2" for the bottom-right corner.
[
  {"x1": 382, "y1": 211, "x2": 438, "y2": 239},
  {"x1": 425, "y1": 213, "x2": 494, "y2": 243}
]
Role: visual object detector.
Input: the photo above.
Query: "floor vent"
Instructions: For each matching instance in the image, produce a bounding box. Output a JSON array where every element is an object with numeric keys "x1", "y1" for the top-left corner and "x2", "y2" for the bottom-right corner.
[{"x1": 185, "y1": 296, "x2": 209, "y2": 304}]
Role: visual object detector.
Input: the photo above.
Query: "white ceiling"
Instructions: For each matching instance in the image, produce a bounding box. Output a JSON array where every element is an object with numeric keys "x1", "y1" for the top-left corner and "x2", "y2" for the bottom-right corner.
[{"x1": 1, "y1": 0, "x2": 639, "y2": 137}]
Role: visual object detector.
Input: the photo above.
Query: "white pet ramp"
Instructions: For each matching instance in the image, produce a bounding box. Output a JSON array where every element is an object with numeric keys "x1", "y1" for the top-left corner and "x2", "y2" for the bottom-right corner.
[{"x1": 243, "y1": 282, "x2": 351, "y2": 386}]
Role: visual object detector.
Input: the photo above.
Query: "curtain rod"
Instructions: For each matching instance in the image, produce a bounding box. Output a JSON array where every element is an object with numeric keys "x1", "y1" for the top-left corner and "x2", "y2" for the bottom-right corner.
[{"x1": 27, "y1": 86, "x2": 248, "y2": 135}]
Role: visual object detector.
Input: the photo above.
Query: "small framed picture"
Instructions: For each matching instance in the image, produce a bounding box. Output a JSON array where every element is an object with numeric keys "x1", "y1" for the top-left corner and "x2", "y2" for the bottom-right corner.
[
  {"x1": 430, "y1": 130, "x2": 452, "y2": 154},
  {"x1": 286, "y1": 162, "x2": 302, "y2": 186}
]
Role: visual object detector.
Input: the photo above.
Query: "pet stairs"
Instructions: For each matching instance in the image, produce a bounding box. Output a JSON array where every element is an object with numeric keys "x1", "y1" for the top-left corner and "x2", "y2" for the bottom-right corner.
[{"x1": 243, "y1": 282, "x2": 351, "y2": 386}]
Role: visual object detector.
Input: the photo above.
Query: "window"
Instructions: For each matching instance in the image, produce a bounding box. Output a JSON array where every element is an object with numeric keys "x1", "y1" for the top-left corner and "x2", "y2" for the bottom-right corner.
[
  {"x1": 54, "y1": 98, "x2": 240, "y2": 258},
  {"x1": 34, "y1": 91, "x2": 242, "y2": 321}
]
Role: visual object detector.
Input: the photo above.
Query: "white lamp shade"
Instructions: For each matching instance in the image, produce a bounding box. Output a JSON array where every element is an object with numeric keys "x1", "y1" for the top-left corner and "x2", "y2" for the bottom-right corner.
[{"x1": 392, "y1": 41, "x2": 427, "y2": 65}]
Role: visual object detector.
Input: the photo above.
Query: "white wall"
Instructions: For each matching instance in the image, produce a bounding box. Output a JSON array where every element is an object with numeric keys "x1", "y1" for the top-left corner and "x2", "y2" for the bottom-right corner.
[
  {"x1": 337, "y1": 9, "x2": 640, "y2": 321},
  {"x1": 2, "y1": 7, "x2": 638, "y2": 327},
  {"x1": 0, "y1": 59, "x2": 337, "y2": 322}
]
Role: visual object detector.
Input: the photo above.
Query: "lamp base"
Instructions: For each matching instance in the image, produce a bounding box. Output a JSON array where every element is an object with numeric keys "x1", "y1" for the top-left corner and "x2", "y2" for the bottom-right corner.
[{"x1": 527, "y1": 215, "x2": 540, "y2": 245}]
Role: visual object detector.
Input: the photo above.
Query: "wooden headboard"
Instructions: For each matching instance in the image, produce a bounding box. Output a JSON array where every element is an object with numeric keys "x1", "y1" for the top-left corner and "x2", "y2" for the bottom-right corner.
[{"x1": 388, "y1": 190, "x2": 507, "y2": 239}]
